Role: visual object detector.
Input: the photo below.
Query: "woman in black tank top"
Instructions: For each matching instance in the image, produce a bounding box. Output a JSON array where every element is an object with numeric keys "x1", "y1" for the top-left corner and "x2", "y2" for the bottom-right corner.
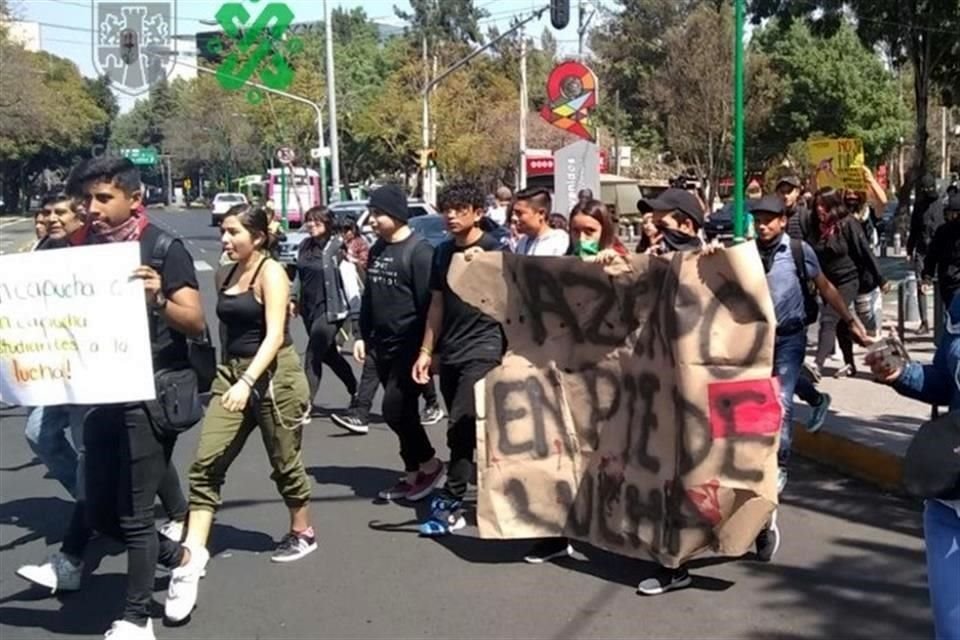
[{"x1": 165, "y1": 205, "x2": 316, "y2": 623}]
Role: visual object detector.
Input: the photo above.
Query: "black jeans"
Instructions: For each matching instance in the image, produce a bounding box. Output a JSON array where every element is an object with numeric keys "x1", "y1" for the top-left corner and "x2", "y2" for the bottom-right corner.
[
  {"x1": 303, "y1": 312, "x2": 357, "y2": 404},
  {"x1": 439, "y1": 360, "x2": 498, "y2": 500},
  {"x1": 352, "y1": 349, "x2": 439, "y2": 422},
  {"x1": 60, "y1": 463, "x2": 186, "y2": 560},
  {"x1": 373, "y1": 349, "x2": 435, "y2": 472},
  {"x1": 83, "y1": 404, "x2": 185, "y2": 625}
]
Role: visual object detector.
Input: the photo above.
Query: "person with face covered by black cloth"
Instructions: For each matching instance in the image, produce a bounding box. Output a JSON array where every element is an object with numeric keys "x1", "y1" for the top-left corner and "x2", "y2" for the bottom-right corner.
[{"x1": 637, "y1": 188, "x2": 705, "y2": 255}]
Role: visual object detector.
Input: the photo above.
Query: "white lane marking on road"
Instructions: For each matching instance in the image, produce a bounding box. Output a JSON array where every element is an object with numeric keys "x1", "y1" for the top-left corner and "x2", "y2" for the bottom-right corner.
[
  {"x1": 0, "y1": 218, "x2": 29, "y2": 229},
  {"x1": 194, "y1": 260, "x2": 213, "y2": 272}
]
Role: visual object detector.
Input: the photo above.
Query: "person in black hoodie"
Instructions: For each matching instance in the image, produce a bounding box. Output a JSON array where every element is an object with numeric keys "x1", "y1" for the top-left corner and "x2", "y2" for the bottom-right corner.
[
  {"x1": 908, "y1": 174, "x2": 945, "y2": 334},
  {"x1": 636, "y1": 188, "x2": 705, "y2": 255},
  {"x1": 290, "y1": 205, "x2": 358, "y2": 414},
  {"x1": 922, "y1": 193, "x2": 960, "y2": 311},
  {"x1": 808, "y1": 187, "x2": 886, "y2": 378},
  {"x1": 353, "y1": 184, "x2": 444, "y2": 502}
]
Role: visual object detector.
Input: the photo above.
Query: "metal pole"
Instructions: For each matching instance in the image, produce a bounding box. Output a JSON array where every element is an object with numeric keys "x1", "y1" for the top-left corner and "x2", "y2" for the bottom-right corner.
[
  {"x1": 324, "y1": 0, "x2": 341, "y2": 203},
  {"x1": 578, "y1": 0, "x2": 584, "y2": 58},
  {"x1": 519, "y1": 29, "x2": 528, "y2": 190},
  {"x1": 421, "y1": 35, "x2": 430, "y2": 202},
  {"x1": 280, "y1": 163, "x2": 287, "y2": 230},
  {"x1": 614, "y1": 89, "x2": 621, "y2": 176},
  {"x1": 943, "y1": 105, "x2": 949, "y2": 180},
  {"x1": 897, "y1": 281, "x2": 907, "y2": 343},
  {"x1": 732, "y1": 0, "x2": 746, "y2": 242}
]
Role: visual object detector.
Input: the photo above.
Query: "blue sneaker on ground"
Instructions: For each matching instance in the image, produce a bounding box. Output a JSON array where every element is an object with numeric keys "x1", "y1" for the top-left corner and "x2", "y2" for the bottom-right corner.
[
  {"x1": 418, "y1": 496, "x2": 466, "y2": 537},
  {"x1": 806, "y1": 392, "x2": 832, "y2": 433}
]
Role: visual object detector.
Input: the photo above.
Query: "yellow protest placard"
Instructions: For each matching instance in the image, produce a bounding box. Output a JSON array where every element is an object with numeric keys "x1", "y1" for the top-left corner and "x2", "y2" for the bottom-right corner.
[{"x1": 807, "y1": 138, "x2": 866, "y2": 190}]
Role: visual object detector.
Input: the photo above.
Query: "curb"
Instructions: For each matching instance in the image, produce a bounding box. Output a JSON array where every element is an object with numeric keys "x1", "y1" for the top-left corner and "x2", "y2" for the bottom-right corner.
[{"x1": 793, "y1": 421, "x2": 905, "y2": 492}]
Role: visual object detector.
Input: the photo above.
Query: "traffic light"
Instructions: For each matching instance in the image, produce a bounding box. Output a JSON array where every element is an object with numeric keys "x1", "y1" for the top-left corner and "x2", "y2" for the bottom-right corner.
[
  {"x1": 550, "y1": 0, "x2": 570, "y2": 29},
  {"x1": 120, "y1": 29, "x2": 139, "y2": 65}
]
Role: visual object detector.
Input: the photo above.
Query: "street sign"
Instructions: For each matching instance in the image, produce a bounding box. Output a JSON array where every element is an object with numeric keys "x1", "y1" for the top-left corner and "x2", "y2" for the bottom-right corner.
[
  {"x1": 310, "y1": 147, "x2": 331, "y2": 159},
  {"x1": 120, "y1": 148, "x2": 158, "y2": 166},
  {"x1": 276, "y1": 147, "x2": 296, "y2": 164},
  {"x1": 553, "y1": 140, "x2": 600, "y2": 217}
]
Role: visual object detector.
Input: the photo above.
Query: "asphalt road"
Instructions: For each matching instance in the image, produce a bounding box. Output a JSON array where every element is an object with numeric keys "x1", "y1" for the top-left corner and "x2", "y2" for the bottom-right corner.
[{"x1": 0, "y1": 208, "x2": 933, "y2": 639}]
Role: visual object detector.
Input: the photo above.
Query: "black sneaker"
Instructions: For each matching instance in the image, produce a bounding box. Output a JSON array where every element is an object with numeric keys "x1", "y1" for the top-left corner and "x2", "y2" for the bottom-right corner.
[
  {"x1": 421, "y1": 404, "x2": 445, "y2": 426},
  {"x1": 755, "y1": 510, "x2": 781, "y2": 562},
  {"x1": 331, "y1": 410, "x2": 369, "y2": 435},
  {"x1": 523, "y1": 538, "x2": 573, "y2": 564},
  {"x1": 271, "y1": 529, "x2": 318, "y2": 563},
  {"x1": 637, "y1": 566, "x2": 692, "y2": 596}
]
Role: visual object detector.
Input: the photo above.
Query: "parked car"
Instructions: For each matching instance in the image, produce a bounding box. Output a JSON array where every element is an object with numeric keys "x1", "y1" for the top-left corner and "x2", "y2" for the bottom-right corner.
[
  {"x1": 408, "y1": 214, "x2": 511, "y2": 249},
  {"x1": 144, "y1": 186, "x2": 166, "y2": 206},
  {"x1": 210, "y1": 192, "x2": 248, "y2": 226}
]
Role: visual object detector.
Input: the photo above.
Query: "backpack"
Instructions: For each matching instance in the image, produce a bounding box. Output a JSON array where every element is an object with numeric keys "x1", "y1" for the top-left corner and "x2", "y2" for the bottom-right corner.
[
  {"x1": 149, "y1": 231, "x2": 218, "y2": 393},
  {"x1": 789, "y1": 238, "x2": 820, "y2": 326}
]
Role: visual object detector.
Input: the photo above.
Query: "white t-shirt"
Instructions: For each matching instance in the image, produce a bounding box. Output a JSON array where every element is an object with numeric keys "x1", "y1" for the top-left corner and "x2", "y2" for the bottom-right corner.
[{"x1": 516, "y1": 228, "x2": 570, "y2": 256}]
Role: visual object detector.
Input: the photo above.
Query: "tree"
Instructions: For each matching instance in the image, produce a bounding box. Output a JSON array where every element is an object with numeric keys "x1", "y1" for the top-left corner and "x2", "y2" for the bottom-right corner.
[
  {"x1": 650, "y1": 2, "x2": 778, "y2": 203},
  {"x1": 588, "y1": 0, "x2": 706, "y2": 148},
  {"x1": 749, "y1": 0, "x2": 960, "y2": 202},
  {"x1": 748, "y1": 20, "x2": 906, "y2": 168}
]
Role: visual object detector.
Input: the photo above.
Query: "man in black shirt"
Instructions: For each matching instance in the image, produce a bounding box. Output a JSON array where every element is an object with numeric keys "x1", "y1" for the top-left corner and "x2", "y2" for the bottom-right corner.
[
  {"x1": 352, "y1": 184, "x2": 444, "y2": 503},
  {"x1": 908, "y1": 174, "x2": 945, "y2": 334},
  {"x1": 412, "y1": 182, "x2": 505, "y2": 536},
  {"x1": 922, "y1": 193, "x2": 960, "y2": 310},
  {"x1": 25, "y1": 157, "x2": 202, "y2": 639}
]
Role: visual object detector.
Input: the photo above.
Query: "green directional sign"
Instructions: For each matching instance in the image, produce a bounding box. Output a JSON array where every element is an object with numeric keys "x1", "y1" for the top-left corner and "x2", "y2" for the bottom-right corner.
[{"x1": 120, "y1": 148, "x2": 158, "y2": 166}]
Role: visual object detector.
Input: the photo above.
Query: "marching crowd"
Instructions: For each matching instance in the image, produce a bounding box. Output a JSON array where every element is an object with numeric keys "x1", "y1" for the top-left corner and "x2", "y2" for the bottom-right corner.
[{"x1": 8, "y1": 155, "x2": 960, "y2": 639}]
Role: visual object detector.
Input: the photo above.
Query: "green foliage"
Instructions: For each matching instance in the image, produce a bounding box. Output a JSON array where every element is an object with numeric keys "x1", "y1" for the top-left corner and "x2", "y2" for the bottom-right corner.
[{"x1": 749, "y1": 21, "x2": 907, "y2": 166}]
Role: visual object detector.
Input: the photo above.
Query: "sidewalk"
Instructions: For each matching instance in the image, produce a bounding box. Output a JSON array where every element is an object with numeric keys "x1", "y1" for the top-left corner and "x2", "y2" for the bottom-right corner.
[{"x1": 791, "y1": 255, "x2": 939, "y2": 492}]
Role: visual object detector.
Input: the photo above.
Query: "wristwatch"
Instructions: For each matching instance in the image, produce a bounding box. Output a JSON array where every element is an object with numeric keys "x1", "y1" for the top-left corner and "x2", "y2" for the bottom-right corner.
[{"x1": 152, "y1": 290, "x2": 168, "y2": 311}]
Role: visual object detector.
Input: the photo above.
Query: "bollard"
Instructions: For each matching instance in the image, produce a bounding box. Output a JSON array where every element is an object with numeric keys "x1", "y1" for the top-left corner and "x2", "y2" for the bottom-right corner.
[
  {"x1": 933, "y1": 283, "x2": 944, "y2": 345},
  {"x1": 893, "y1": 232, "x2": 902, "y2": 255},
  {"x1": 897, "y1": 281, "x2": 907, "y2": 343},
  {"x1": 903, "y1": 272, "x2": 920, "y2": 322},
  {"x1": 880, "y1": 236, "x2": 888, "y2": 257}
]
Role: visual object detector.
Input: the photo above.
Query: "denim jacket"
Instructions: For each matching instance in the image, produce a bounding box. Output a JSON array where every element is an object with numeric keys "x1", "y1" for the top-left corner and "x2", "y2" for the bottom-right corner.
[{"x1": 894, "y1": 294, "x2": 960, "y2": 411}]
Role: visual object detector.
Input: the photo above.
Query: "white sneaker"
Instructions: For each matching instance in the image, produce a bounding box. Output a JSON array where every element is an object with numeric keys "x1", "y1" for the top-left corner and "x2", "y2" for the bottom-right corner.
[
  {"x1": 164, "y1": 543, "x2": 209, "y2": 623},
  {"x1": 16, "y1": 552, "x2": 82, "y2": 593},
  {"x1": 158, "y1": 520, "x2": 184, "y2": 542},
  {"x1": 104, "y1": 619, "x2": 155, "y2": 639}
]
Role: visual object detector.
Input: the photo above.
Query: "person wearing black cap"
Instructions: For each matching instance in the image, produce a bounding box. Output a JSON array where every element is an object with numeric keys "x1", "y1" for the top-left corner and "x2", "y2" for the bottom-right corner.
[
  {"x1": 636, "y1": 188, "x2": 705, "y2": 254},
  {"x1": 776, "y1": 174, "x2": 811, "y2": 242},
  {"x1": 746, "y1": 195, "x2": 871, "y2": 561},
  {"x1": 349, "y1": 184, "x2": 445, "y2": 502},
  {"x1": 922, "y1": 192, "x2": 960, "y2": 310}
]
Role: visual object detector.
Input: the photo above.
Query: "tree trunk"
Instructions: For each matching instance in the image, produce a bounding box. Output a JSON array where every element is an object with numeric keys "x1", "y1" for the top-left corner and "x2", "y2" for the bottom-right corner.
[{"x1": 896, "y1": 20, "x2": 931, "y2": 238}]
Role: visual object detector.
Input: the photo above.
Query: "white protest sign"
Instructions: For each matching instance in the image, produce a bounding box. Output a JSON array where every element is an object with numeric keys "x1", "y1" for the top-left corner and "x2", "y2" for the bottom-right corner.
[{"x1": 0, "y1": 242, "x2": 156, "y2": 405}]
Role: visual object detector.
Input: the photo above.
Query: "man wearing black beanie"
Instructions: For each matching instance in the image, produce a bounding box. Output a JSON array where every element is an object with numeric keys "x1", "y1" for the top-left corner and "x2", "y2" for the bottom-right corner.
[{"x1": 348, "y1": 184, "x2": 445, "y2": 501}]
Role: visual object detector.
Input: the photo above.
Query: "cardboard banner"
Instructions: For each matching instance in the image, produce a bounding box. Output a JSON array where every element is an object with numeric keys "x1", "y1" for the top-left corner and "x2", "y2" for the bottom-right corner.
[
  {"x1": 0, "y1": 243, "x2": 156, "y2": 406},
  {"x1": 450, "y1": 244, "x2": 781, "y2": 568},
  {"x1": 807, "y1": 138, "x2": 866, "y2": 190}
]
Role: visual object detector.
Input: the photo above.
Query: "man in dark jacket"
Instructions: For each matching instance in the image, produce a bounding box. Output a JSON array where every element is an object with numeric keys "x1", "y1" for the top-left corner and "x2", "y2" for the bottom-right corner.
[
  {"x1": 908, "y1": 174, "x2": 945, "y2": 333},
  {"x1": 922, "y1": 193, "x2": 960, "y2": 310}
]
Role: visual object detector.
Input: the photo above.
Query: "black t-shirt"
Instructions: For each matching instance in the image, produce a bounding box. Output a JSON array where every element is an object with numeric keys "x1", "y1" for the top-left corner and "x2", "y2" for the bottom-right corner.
[
  {"x1": 139, "y1": 224, "x2": 199, "y2": 370},
  {"x1": 359, "y1": 232, "x2": 433, "y2": 358},
  {"x1": 430, "y1": 233, "x2": 505, "y2": 365}
]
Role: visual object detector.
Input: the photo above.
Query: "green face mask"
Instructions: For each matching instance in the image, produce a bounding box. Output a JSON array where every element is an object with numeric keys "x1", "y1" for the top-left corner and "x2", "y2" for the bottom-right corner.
[{"x1": 576, "y1": 239, "x2": 600, "y2": 257}]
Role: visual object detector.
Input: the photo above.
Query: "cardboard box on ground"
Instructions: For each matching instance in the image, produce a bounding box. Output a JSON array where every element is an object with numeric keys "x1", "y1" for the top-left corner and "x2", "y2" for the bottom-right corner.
[{"x1": 449, "y1": 244, "x2": 782, "y2": 568}]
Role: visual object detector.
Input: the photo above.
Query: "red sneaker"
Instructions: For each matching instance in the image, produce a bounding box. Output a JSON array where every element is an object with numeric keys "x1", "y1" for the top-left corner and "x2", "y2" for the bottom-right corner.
[
  {"x1": 406, "y1": 464, "x2": 445, "y2": 502},
  {"x1": 378, "y1": 479, "x2": 414, "y2": 501}
]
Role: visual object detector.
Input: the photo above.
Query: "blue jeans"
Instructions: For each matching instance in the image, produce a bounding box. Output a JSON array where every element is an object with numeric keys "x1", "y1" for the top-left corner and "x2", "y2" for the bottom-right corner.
[
  {"x1": 924, "y1": 500, "x2": 960, "y2": 640},
  {"x1": 24, "y1": 406, "x2": 86, "y2": 499},
  {"x1": 773, "y1": 331, "x2": 806, "y2": 469}
]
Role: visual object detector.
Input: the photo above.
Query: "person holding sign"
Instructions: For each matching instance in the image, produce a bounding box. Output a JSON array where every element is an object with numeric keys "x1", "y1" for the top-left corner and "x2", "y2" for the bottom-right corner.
[
  {"x1": 165, "y1": 204, "x2": 316, "y2": 624},
  {"x1": 413, "y1": 182, "x2": 506, "y2": 536},
  {"x1": 24, "y1": 157, "x2": 203, "y2": 640}
]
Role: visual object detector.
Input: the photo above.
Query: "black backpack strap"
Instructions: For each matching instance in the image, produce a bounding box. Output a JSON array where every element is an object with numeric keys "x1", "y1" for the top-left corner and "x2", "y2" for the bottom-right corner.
[
  {"x1": 150, "y1": 231, "x2": 175, "y2": 273},
  {"x1": 790, "y1": 238, "x2": 807, "y2": 285}
]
